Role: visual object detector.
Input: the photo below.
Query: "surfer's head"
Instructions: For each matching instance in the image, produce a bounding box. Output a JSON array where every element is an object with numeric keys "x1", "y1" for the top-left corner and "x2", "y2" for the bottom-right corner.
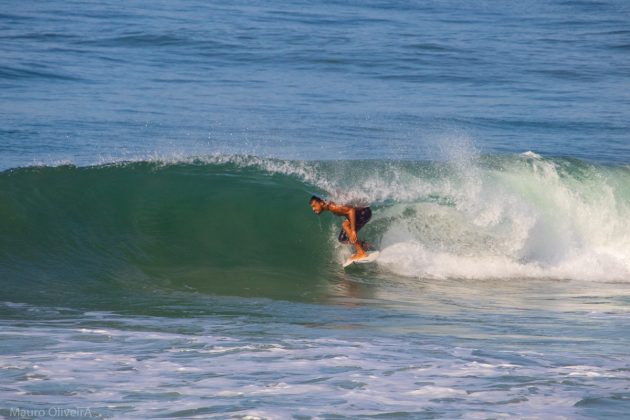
[{"x1": 309, "y1": 195, "x2": 325, "y2": 214}]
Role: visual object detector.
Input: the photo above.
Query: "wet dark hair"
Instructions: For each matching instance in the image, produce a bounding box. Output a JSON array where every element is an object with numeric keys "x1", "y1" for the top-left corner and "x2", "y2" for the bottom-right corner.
[{"x1": 309, "y1": 195, "x2": 324, "y2": 204}]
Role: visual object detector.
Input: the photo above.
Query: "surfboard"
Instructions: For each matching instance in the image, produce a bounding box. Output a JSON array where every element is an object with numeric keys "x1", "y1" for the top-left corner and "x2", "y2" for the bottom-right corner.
[{"x1": 342, "y1": 251, "x2": 380, "y2": 268}]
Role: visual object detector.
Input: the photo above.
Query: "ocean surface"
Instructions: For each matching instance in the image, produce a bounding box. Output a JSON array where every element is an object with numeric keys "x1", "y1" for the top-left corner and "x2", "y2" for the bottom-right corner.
[{"x1": 1, "y1": 0, "x2": 630, "y2": 418}]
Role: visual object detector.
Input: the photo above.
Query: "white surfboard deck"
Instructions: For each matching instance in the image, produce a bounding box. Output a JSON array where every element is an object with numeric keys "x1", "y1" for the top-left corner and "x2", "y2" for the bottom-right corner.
[{"x1": 343, "y1": 251, "x2": 380, "y2": 268}]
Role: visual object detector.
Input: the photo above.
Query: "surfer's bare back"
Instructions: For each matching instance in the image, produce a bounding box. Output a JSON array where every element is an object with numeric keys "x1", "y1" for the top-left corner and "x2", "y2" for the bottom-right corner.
[{"x1": 309, "y1": 196, "x2": 372, "y2": 260}]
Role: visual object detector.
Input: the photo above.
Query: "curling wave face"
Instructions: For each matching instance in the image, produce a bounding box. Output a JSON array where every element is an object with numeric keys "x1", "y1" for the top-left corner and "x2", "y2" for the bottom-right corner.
[{"x1": 1, "y1": 153, "x2": 629, "y2": 307}]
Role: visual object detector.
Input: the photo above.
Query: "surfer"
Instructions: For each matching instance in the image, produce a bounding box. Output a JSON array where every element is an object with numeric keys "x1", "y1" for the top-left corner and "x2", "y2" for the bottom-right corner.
[{"x1": 309, "y1": 196, "x2": 372, "y2": 260}]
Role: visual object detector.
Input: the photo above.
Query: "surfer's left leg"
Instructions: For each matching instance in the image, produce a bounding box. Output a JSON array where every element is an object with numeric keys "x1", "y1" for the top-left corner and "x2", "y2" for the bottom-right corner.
[
  {"x1": 341, "y1": 220, "x2": 366, "y2": 259},
  {"x1": 352, "y1": 207, "x2": 373, "y2": 255}
]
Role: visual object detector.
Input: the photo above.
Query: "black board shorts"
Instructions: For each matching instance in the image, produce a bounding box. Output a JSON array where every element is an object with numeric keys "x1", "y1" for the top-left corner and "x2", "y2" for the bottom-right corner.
[{"x1": 338, "y1": 207, "x2": 372, "y2": 243}]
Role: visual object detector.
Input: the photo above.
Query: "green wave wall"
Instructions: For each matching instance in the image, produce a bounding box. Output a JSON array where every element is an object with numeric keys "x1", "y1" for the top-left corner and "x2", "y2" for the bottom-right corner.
[{"x1": 0, "y1": 162, "x2": 335, "y2": 306}]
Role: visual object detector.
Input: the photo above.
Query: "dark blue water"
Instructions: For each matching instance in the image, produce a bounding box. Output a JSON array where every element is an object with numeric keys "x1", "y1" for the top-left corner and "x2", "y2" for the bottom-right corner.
[
  {"x1": 1, "y1": 0, "x2": 629, "y2": 168},
  {"x1": 2, "y1": 1, "x2": 630, "y2": 418}
]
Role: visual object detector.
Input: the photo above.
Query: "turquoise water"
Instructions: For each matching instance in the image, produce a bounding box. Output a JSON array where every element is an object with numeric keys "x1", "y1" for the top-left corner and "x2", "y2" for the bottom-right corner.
[{"x1": 2, "y1": 0, "x2": 630, "y2": 418}]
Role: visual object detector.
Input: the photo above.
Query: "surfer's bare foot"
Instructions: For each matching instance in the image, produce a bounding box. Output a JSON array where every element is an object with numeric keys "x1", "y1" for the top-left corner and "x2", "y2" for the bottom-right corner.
[{"x1": 351, "y1": 252, "x2": 366, "y2": 260}]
